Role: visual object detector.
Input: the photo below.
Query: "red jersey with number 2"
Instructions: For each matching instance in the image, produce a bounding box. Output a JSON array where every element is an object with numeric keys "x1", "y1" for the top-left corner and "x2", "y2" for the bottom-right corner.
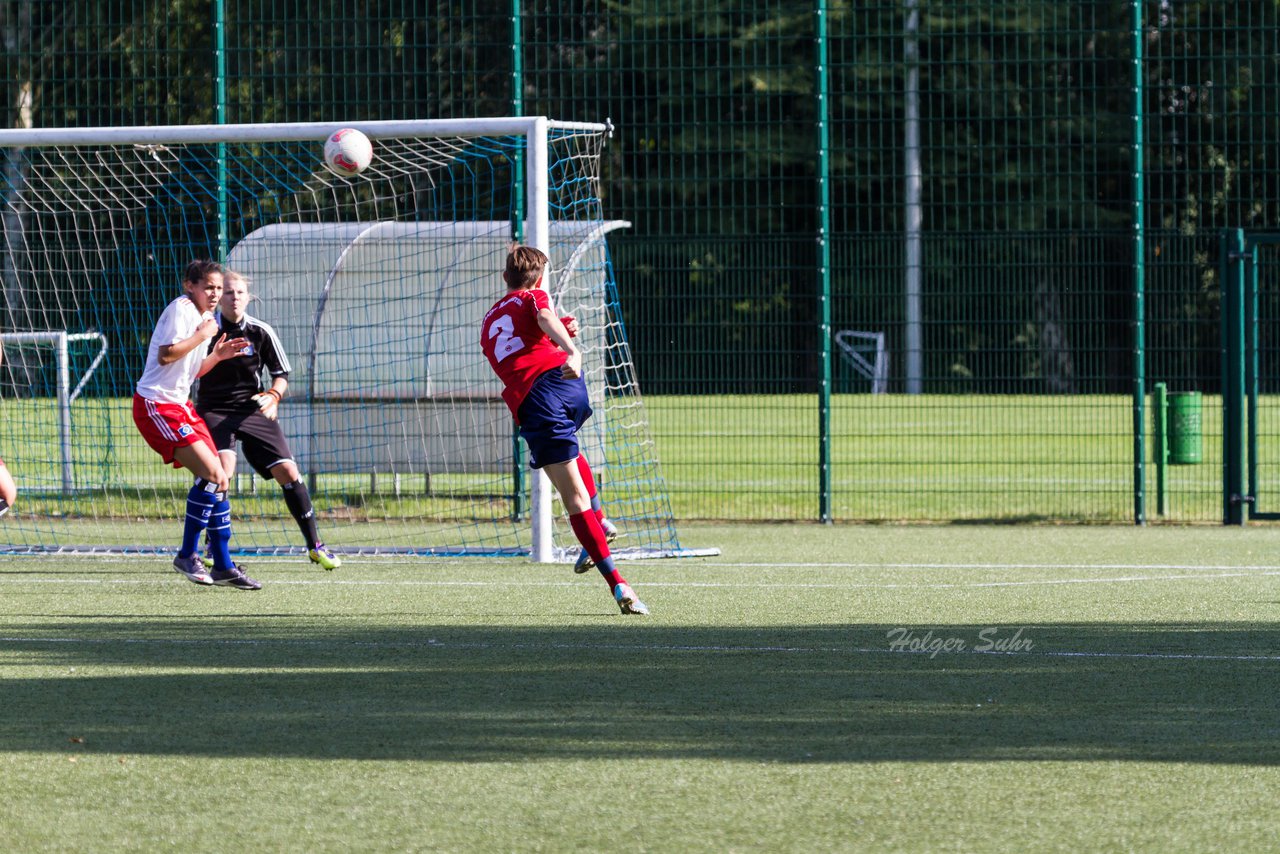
[{"x1": 481, "y1": 287, "x2": 567, "y2": 421}]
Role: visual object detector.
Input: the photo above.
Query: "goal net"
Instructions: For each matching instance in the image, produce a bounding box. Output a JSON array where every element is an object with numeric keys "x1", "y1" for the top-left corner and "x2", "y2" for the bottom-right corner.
[{"x1": 0, "y1": 118, "x2": 709, "y2": 561}]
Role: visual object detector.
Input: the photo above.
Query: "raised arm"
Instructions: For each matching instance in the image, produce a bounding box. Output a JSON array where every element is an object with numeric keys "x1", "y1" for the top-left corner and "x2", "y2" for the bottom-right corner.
[
  {"x1": 158, "y1": 313, "x2": 220, "y2": 366},
  {"x1": 195, "y1": 332, "x2": 250, "y2": 376}
]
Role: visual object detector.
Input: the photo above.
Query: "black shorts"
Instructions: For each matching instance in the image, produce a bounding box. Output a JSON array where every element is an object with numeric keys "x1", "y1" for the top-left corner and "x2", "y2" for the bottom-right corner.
[{"x1": 198, "y1": 406, "x2": 296, "y2": 479}]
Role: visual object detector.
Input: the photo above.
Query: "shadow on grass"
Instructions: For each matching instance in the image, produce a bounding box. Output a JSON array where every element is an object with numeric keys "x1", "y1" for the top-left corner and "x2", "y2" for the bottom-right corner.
[{"x1": 2, "y1": 620, "x2": 1277, "y2": 764}]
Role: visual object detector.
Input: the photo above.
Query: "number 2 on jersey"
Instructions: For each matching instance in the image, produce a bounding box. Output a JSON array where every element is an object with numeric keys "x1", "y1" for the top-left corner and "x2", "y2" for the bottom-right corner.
[{"x1": 487, "y1": 313, "x2": 524, "y2": 363}]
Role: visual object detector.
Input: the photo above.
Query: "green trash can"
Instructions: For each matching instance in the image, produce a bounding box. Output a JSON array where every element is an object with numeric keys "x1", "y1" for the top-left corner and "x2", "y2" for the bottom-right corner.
[{"x1": 1167, "y1": 391, "x2": 1203, "y2": 464}]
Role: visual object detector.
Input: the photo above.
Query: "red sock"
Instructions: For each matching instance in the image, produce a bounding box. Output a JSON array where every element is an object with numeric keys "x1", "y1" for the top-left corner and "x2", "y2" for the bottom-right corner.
[
  {"x1": 569, "y1": 510, "x2": 609, "y2": 564},
  {"x1": 576, "y1": 455, "x2": 606, "y2": 523},
  {"x1": 569, "y1": 511, "x2": 623, "y2": 588},
  {"x1": 576, "y1": 455, "x2": 598, "y2": 500}
]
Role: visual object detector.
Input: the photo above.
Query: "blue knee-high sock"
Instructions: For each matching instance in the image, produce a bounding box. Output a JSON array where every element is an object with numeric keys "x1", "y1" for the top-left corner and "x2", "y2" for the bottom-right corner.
[
  {"x1": 179, "y1": 479, "x2": 218, "y2": 557},
  {"x1": 207, "y1": 493, "x2": 234, "y2": 571}
]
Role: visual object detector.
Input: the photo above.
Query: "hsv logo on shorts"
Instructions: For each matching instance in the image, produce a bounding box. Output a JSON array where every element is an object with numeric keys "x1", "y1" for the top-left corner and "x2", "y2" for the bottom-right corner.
[{"x1": 177, "y1": 423, "x2": 194, "y2": 438}]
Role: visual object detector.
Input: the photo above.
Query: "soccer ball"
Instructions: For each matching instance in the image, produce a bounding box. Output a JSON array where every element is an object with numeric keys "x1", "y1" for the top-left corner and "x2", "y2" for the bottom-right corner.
[{"x1": 323, "y1": 128, "x2": 373, "y2": 177}]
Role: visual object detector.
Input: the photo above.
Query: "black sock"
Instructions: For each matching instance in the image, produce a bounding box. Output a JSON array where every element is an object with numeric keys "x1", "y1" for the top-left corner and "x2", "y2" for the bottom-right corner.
[{"x1": 281, "y1": 479, "x2": 320, "y2": 550}]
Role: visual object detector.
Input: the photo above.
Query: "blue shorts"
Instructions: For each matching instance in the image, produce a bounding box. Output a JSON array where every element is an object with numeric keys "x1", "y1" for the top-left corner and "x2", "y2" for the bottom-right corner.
[{"x1": 517, "y1": 370, "x2": 593, "y2": 469}]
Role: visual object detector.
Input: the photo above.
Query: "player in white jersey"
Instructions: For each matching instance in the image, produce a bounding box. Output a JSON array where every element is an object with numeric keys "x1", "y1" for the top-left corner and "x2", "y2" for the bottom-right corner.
[{"x1": 131, "y1": 260, "x2": 259, "y2": 589}]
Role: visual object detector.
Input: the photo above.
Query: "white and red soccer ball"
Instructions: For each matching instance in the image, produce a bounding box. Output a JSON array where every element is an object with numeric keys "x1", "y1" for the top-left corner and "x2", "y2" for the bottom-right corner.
[{"x1": 323, "y1": 128, "x2": 373, "y2": 177}]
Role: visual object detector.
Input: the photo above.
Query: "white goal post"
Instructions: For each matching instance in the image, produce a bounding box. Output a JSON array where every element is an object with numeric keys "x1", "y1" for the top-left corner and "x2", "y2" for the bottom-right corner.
[
  {"x1": 834, "y1": 330, "x2": 889, "y2": 394},
  {"x1": 0, "y1": 331, "x2": 109, "y2": 492},
  {"x1": 0, "y1": 117, "x2": 715, "y2": 561}
]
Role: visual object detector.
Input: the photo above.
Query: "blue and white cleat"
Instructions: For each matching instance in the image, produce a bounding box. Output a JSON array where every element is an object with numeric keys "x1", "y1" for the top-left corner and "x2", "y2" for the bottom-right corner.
[
  {"x1": 209, "y1": 563, "x2": 262, "y2": 590},
  {"x1": 614, "y1": 582, "x2": 649, "y2": 616}
]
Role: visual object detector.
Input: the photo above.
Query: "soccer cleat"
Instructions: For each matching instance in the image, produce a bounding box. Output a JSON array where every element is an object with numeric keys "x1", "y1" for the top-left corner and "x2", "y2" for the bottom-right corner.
[
  {"x1": 209, "y1": 563, "x2": 262, "y2": 590},
  {"x1": 173, "y1": 554, "x2": 214, "y2": 586},
  {"x1": 574, "y1": 517, "x2": 619, "y2": 573},
  {"x1": 308, "y1": 544, "x2": 341, "y2": 571},
  {"x1": 614, "y1": 582, "x2": 649, "y2": 616}
]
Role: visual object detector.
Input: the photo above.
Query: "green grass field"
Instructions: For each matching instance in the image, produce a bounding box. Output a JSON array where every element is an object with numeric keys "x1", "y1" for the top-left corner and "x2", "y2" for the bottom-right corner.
[
  {"x1": 2, "y1": 523, "x2": 1277, "y2": 851},
  {"x1": 647, "y1": 393, "x2": 1230, "y2": 522},
  {"x1": 0, "y1": 392, "x2": 1250, "y2": 533}
]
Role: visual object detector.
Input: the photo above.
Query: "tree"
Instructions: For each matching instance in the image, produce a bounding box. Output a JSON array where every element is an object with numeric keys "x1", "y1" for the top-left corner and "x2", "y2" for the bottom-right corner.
[{"x1": 1, "y1": 0, "x2": 36, "y2": 366}]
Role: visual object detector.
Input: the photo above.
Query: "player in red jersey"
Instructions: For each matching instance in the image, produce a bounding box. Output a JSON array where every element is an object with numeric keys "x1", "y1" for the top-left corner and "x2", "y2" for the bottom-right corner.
[
  {"x1": 0, "y1": 342, "x2": 15, "y2": 517},
  {"x1": 0, "y1": 456, "x2": 13, "y2": 518},
  {"x1": 480, "y1": 244, "x2": 647, "y2": 615}
]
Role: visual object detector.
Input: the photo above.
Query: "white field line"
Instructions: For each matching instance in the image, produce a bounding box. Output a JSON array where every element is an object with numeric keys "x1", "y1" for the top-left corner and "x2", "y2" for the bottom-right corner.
[
  {"x1": 9, "y1": 555, "x2": 1280, "y2": 572},
  {"x1": 0, "y1": 633, "x2": 1276, "y2": 664},
  {"x1": 709, "y1": 562, "x2": 1280, "y2": 570},
  {"x1": 1, "y1": 570, "x2": 1278, "y2": 590}
]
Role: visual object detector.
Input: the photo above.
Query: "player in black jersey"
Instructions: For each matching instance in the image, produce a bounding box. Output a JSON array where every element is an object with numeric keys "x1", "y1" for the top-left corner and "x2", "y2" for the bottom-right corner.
[{"x1": 196, "y1": 270, "x2": 341, "y2": 570}]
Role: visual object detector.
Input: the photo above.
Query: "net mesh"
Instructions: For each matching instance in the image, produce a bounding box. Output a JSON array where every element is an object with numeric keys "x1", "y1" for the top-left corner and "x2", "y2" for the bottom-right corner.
[{"x1": 0, "y1": 123, "x2": 682, "y2": 557}]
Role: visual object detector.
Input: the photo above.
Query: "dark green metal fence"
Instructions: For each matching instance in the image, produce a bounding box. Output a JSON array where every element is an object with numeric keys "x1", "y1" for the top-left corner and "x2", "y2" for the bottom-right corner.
[{"x1": 4, "y1": 0, "x2": 1280, "y2": 523}]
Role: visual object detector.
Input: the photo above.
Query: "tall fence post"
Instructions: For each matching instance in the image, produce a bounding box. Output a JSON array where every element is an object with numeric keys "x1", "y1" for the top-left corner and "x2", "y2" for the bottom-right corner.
[
  {"x1": 213, "y1": 0, "x2": 229, "y2": 260},
  {"x1": 509, "y1": 0, "x2": 527, "y2": 522},
  {"x1": 1153, "y1": 382, "x2": 1167, "y2": 516},
  {"x1": 1221, "y1": 228, "x2": 1247, "y2": 525},
  {"x1": 815, "y1": 0, "x2": 832, "y2": 523},
  {"x1": 1130, "y1": 0, "x2": 1146, "y2": 525},
  {"x1": 903, "y1": 0, "x2": 922, "y2": 395},
  {"x1": 1247, "y1": 240, "x2": 1260, "y2": 516}
]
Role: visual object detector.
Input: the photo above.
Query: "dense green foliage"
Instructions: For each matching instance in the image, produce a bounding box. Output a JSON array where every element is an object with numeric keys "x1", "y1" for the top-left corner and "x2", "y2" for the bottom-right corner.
[{"x1": 4, "y1": 2, "x2": 1280, "y2": 394}]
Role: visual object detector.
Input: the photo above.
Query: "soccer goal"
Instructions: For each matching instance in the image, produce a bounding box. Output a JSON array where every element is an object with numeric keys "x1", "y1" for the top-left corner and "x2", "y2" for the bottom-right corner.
[
  {"x1": 834, "y1": 330, "x2": 889, "y2": 394},
  {"x1": 0, "y1": 330, "x2": 109, "y2": 492},
  {"x1": 0, "y1": 117, "x2": 713, "y2": 561}
]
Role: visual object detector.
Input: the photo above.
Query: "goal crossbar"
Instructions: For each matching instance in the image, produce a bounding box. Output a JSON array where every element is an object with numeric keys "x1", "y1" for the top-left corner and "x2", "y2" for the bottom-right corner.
[{"x1": 0, "y1": 118, "x2": 608, "y2": 148}]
